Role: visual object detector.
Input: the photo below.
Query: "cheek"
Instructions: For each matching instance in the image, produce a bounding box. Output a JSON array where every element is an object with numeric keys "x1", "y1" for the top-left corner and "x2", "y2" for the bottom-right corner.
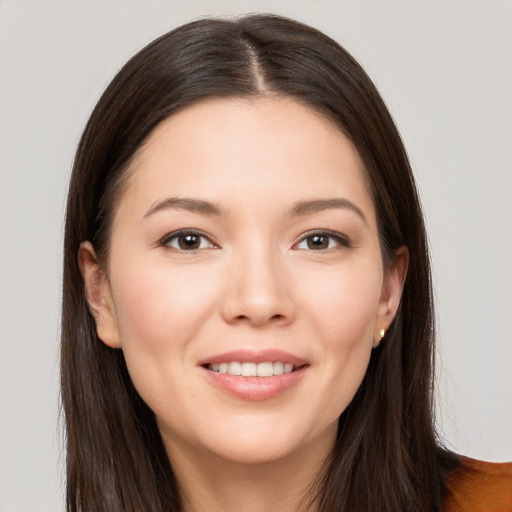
[
  {"x1": 303, "y1": 260, "x2": 382, "y2": 343},
  {"x1": 300, "y1": 263, "x2": 382, "y2": 417},
  {"x1": 112, "y1": 260, "x2": 216, "y2": 343},
  {"x1": 109, "y1": 261, "x2": 218, "y2": 398}
]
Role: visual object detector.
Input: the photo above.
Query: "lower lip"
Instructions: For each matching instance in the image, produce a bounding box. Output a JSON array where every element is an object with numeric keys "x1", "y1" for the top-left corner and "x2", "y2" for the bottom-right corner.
[{"x1": 201, "y1": 366, "x2": 308, "y2": 401}]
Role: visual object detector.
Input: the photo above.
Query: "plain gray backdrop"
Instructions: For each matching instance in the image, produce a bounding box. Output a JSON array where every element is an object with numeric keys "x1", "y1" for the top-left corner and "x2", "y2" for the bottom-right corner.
[{"x1": 1, "y1": 1, "x2": 511, "y2": 511}]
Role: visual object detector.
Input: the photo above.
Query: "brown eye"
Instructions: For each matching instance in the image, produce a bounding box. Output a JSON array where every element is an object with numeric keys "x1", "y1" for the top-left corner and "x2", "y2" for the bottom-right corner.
[
  {"x1": 295, "y1": 231, "x2": 350, "y2": 251},
  {"x1": 307, "y1": 234, "x2": 329, "y2": 250},
  {"x1": 177, "y1": 234, "x2": 201, "y2": 250},
  {"x1": 164, "y1": 230, "x2": 214, "y2": 251}
]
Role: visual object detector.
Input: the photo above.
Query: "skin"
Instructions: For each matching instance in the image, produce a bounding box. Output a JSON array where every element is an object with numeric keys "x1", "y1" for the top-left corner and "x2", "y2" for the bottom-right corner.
[{"x1": 80, "y1": 97, "x2": 408, "y2": 512}]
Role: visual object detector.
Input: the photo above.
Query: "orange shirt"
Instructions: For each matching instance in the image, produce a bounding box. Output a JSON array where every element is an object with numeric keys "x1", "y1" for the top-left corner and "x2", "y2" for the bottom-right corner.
[{"x1": 444, "y1": 457, "x2": 512, "y2": 511}]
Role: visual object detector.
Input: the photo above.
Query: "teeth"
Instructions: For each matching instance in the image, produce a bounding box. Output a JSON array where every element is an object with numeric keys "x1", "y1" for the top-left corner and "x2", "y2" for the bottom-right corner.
[
  {"x1": 241, "y1": 362, "x2": 257, "y2": 376},
  {"x1": 228, "y1": 361, "x2": 242, "y2": 375},
  {"x1": 273, "y1": 361, "x2": 284, "y2": 375},
  {"x1": 257, "y1": 362, "x2": 273, "y2": 377},
  {"x1": 208, "y1": 361, "x2": 298, "y2": 377}
]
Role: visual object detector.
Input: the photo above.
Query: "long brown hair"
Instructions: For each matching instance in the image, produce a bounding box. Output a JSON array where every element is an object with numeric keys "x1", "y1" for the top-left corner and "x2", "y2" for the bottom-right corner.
[{"x1": 61, "y1": 14, "x2": 457, "y2": 511}]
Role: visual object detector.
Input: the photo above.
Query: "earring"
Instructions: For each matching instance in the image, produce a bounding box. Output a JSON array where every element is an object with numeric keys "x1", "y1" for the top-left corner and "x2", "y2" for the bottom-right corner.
[{"x1": 373, "y1": 329, "x2": 386, "y2": 348}]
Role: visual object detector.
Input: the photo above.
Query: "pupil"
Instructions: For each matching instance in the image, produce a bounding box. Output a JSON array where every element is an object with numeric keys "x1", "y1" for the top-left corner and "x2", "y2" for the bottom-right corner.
[
  {"x1": 179, "y1": 234, "x2": 200, "y2": 250},
  {"x1": 309, "y1": 235, "x2": 328, "y2": 250}
]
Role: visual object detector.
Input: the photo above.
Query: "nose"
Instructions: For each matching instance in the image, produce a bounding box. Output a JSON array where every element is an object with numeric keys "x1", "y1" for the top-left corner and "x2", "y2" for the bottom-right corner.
[{"x1": 220, "y1": 245, "x2": 296, "y2": 327}]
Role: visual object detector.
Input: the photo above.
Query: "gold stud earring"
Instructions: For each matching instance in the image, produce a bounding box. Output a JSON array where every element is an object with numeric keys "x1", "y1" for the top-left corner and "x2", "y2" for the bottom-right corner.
[{"x1": 373, "y1": 329, "x2": 386, "y2": 348}]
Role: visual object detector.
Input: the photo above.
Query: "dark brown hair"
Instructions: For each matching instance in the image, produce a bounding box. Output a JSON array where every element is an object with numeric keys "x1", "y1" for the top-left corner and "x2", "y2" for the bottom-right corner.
[{"x1": 62, "y1": 14, "x2": 457, "y2": 511}]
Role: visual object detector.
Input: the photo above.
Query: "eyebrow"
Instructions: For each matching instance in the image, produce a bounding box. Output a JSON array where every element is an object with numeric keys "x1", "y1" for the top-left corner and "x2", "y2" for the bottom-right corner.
[
  {"x1": 143, "y1": 196, "x2": 367, "y2": 223},
  {"x1": 290, "y1": 198, "x2": 367, "y2": 224},
  {"x1": 143, "y1": 197, "x2": 223, "y2": 219}
]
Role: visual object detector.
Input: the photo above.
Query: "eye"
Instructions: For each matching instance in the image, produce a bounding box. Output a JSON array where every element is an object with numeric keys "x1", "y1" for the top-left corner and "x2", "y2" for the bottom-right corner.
[
  {"x1": 161, "y1": 230, "x2": 216, "y2": 251},
  {"x1": 294, "y1": 231, "x2": 350, "y2": 251}
]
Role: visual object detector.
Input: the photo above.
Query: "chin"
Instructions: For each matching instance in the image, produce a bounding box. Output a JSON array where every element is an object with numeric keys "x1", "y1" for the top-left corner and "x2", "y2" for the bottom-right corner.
[
  {"x1": 207, "y1": 436, "x2": 306, "y2": 466},
  {"x1": 197, "y1": 416, "x2": 337, "y2": 467}
]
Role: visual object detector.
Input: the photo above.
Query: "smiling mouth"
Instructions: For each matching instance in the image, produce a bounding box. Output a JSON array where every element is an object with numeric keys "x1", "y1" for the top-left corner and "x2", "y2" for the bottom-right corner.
[{"x1": 205, "y1": 361, "x2": 307, "y2": 377}]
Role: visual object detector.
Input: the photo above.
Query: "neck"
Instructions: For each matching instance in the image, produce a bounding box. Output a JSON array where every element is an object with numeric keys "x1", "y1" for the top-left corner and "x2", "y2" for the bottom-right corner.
[{"x1": 162, "y1": 433, "x2": 334, "y2": 512}]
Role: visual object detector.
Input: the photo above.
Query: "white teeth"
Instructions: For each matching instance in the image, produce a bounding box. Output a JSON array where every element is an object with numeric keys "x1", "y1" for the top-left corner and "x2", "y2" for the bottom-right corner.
[
  {"x1": 241, "y1": 362, "x2": 257, "y2": 376},
  {"x1": 273, "y1": 361, "x2": 284, "y2": 375},
  {"x1": 257, "y1": 362, "x2": 274, "y2": 377},
  {"x1": 208, "y1": 361, "x2": 298, "y2": 377},
  {"x1": 228, "y1": 361, "x2": 242, "y2": 375}
]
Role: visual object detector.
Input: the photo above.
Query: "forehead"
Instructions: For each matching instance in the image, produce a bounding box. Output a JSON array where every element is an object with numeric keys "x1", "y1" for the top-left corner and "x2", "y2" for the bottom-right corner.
[{"x1": 116, "y1": 97, "x2": 375, "y2": 222}]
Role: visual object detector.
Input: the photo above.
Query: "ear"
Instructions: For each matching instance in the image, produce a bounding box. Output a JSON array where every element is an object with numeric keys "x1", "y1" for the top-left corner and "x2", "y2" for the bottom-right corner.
[
  {"x1": 78, "y1": 241, "x2": 122, "y2": 349},
  {"x1": 373, "y1": 246, "x2": 409, "y2": 347}
]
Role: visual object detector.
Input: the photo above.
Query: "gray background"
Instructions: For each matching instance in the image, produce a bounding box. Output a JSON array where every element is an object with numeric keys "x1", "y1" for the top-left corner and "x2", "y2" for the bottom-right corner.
[{"x1": 1, "y1": 1, "x2": 511, "y2": 511}]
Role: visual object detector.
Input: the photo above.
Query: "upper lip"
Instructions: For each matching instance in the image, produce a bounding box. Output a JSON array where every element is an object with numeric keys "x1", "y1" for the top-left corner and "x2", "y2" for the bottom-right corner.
[{"x1": 198, "y1": 348, "x2": 308, "y2": 366}]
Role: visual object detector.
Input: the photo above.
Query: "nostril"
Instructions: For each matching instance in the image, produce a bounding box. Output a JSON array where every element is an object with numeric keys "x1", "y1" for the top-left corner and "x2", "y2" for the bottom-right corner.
[{"x1": 220, "y1": 290, "x2": 296, "y2": 326}]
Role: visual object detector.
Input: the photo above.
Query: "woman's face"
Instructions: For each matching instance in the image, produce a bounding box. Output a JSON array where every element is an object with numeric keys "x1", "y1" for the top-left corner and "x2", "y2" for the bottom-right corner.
[{"x1": 81, "y1": 97, "x2": 405, "y2": 467}]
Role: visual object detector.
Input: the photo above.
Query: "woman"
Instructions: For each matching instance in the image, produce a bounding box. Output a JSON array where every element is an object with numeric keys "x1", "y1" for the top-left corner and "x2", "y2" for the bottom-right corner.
[{"x1": 61, "y1": 14, "x2": 511, "y2": 512}]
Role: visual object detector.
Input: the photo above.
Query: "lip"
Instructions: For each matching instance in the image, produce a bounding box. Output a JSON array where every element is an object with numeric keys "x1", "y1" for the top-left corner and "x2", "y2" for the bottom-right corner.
[{"x1": 198, "y1": 349, "x2": 309, "y2": 401}]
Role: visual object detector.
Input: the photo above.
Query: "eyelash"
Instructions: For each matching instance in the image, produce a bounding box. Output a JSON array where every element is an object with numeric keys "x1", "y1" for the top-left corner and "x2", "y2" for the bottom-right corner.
[
  {"x1": 294, "y1": 230, "x2": 351, "y2": 251},
  {"x1": 160, "y1": 229, "x2": 217, "y2": 251},
  {"x1": 159, "y1": 229, "x2": 351, "y2": 252}
]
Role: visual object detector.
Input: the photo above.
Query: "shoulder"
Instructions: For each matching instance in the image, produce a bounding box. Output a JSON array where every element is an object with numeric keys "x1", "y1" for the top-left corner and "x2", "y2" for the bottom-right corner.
[{"x1": 444, "y1": 456, "x2": 512, "y2": 512}]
